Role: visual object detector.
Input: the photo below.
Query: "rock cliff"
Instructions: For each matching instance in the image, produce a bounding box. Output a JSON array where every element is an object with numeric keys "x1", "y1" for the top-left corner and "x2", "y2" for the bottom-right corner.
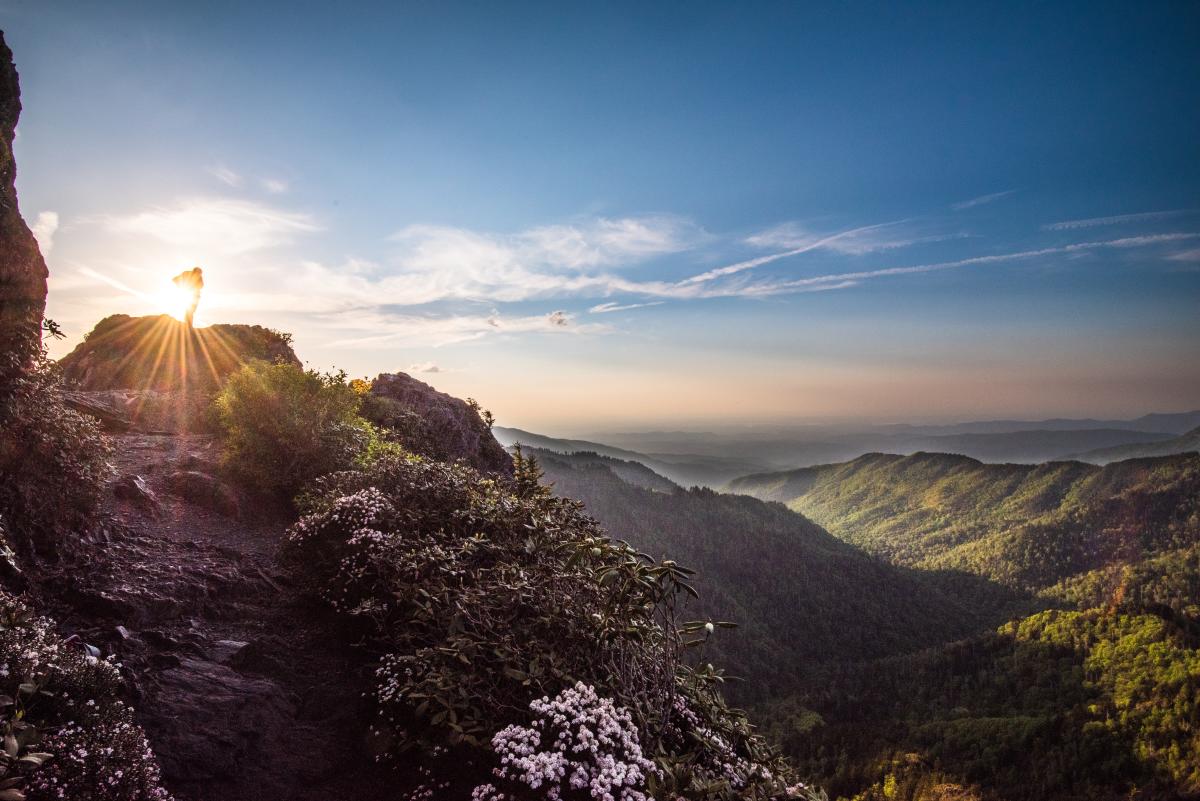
[
  {"x1": 366, "y1": 371, "x2": 514, "y2": 476},
  {"x1": 0, "y1": 31, "x2": 48, "y2": 394}
]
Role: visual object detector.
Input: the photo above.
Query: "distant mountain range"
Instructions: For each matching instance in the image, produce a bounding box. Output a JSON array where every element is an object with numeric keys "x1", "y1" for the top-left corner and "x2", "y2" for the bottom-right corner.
[
  {"x1": 493, "y1": 426, "x2": 765, "y2": 486},
  {"x1": 726, "y1": 450, "x2": 1200, "y2": 592},
  {"x1": 498, "y1": 410, "x2": 1200, "y2": 486},
  {"x1": 1069, "y1": 425, "x2": 1200, "y2": 463},
  {"x1": 535, "y1": 444, "x2": 1200, "y2": 799}
]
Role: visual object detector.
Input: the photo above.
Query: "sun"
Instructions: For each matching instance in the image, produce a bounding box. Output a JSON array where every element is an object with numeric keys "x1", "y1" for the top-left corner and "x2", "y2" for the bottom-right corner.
[{"x1": 156, "y1": 281, "x2": 193, "y2": 323}]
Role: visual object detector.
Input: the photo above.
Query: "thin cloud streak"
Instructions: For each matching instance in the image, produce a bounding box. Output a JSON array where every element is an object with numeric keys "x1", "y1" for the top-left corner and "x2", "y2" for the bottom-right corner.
[
  {"x1": 731, "y1": 232, "x2": 1200, "y2": 297},
  {"x1": 1042, "y1": 209, "x2": 1194, "y2": 231},
  {"x1": 683, "y1": 221, "x2": 901, "y2": 286},
  {"x1": 207, "y1": 165, "x2": 243, "y2": 188},
  {"x1": 589, "y1": 301, "x2": 666, "y2": 313},
  {"x1": 326, "y1": 309, "x2": 610, "y2": 348},
  {"x1": 952, "y1": 190, "x2": 1016, "y2": 210}
]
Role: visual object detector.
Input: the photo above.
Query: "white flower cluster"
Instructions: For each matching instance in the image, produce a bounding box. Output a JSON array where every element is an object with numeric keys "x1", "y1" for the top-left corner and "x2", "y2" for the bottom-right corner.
[
  {"x1": 26, "y1": 705, "x2": 174, "y2": 801},
  {"x1": 477, "y1": 682, "x2": 660, "y2": 801},
  {"x1": 286, "y1": 488, "x2": 402, "y2": 611},
  {"x1": 288, "y1": 487, "x2": 394, "y2": 545},
  {"x1": 0, "y1": 592, "x2": 173, "y2": 801}
]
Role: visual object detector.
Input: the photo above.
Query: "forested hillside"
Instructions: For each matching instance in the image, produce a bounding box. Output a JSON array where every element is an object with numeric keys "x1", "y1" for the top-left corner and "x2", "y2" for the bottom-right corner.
[
  {"x1": 721, "y1": 452, "x2": 1200, "y2": 800},
  {"x1": 767, "y1": 606, "x2": 1200, "y2": 801},
  {"x1": 533, "y1": 450, "x2": 1026, "y2": 700},
  {"x1": 540, "y1": 447, "x2": 1200, "y2": 800},
  {"x1": 727, "y1": 452, "x2": 1200, "y2": 593}
]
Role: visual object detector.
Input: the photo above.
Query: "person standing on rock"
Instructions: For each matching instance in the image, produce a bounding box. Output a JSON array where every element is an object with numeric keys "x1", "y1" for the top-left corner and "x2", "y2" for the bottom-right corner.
[{"x1": 172, "y1": 266, "x2": 204, "y2": 328}]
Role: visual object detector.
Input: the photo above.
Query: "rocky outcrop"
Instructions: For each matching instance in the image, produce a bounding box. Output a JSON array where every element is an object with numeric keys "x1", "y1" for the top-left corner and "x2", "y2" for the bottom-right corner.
[
  {"x1": 165, "y1": 470, "x2": 241, "y2": 517},
  {"x1": 366, "y1": 371, "x2": 514, "y2": 476},
  {"x1": 59, "y1": 314, "x2": 301, "y2": 391},
  {"x1": 0, "y1": 32, "x2": 48, "y2": 395},
  {"x1": 47, "y1": 431, "x2": 402, "y2": 801},
  {"x1": 113, "y1": 473, "x2": 162, "y2": 516}
]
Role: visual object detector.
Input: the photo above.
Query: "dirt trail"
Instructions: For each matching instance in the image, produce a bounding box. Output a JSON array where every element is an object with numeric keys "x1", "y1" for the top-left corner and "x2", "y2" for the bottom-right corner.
[{"x1": 43, "y1": 432, "x2": 398, "y2": 801}]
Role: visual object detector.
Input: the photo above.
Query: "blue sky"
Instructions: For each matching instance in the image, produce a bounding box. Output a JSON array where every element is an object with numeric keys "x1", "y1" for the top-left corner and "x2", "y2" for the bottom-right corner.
[{"x1": 3, "y1": 0, "x2": 1198, "y2": 430}]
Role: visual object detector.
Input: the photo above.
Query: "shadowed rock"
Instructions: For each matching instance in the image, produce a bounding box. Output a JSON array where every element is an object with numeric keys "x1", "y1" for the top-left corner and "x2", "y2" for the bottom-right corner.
[
  {"x1": 113, "y1": 473, "x2": 163, "y2": 516},
  {"x1": 166, "y1": 470, "x2": 241, "y2": 518},
  {"x1": 0, "y1": 32, "x2": 48, "y2": 396},
  {"x1": 59, "y1": 314, "x2": 301, "y2": 392},
  {"x1": 367, "y1": 371, "x2": 514, "y2": 476}
]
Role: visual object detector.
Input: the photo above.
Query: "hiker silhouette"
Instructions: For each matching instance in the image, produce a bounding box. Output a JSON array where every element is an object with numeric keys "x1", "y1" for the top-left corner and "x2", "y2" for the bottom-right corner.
[{"x1": 172, "y1": 267, "x2": 204, "y2": 328}]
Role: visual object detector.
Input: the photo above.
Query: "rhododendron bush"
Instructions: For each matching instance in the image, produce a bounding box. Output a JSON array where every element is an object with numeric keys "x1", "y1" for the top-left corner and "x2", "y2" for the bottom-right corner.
[
  {"x1": 285, "y1": 450, "x2": 824, "y2": 799},
  {"x1": 0, "y1": 591, "x2": 172, "y2": 800}
]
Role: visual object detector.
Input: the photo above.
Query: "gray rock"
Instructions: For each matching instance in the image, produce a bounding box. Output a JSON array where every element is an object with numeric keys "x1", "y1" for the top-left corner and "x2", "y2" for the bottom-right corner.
[
  {"x1": 0, "y1": 32, "x2": 49, "y2": 395},
  {"x1": 209, "y1": 639, "x2": 249, "y2": 663},
  {"x1": 368, "y1": 371, "x2": 514, "y2": 476},
  {"x1": 113, "y1": 473, "x2": 162, "y2": 516},
  {"x1": 166, "y1": 470, "x2": 241, "y2": 517}
]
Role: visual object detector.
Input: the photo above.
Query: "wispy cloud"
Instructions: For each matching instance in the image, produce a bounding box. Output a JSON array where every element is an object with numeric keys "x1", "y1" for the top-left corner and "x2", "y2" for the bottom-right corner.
[
  {"x1": 1042, "y1": 209, "x2": 1194, "y2": 231},
  {"x1": 589, "y1": 301, "x2": 665, "y2": 313},
  {"x1": 408, "y1": 361, "x2": 442, "y2": 373},
  {"x1": 260, "y1": 178, "x2": 289, "y2": 194},
  {"x1": 67, "y1": 196, "x2": 1199, "y2": 350},
  {"x1": 952, "y1": 190, "x2": 1016, "y2": 211},
  {"x1": 1168, "y1": 248, "x2": 1200, "y2": 263},
  {"x1": 715, "y1": 232, "x2": 1200, "y2": 297},
  {"x1": 357, "y1": 216, "x2": 705, "y2": 305},
  {"x1": 681, "y1": 222, "x2": 899, "y2": 287},
  {"x1": 207, "y1": 165, "x2": 243, "y2": 188},
  {"x1": 100, "y1": 197, "x2": 320, "y2": 254},
  {"x1": 746, "y1": 221, "x2": 968, "y2": 257},
  {"x1": 327, "y1": 309, "x2": 609, "y2": 348},
  {"x1": 31, "y1": 211, "x2": 59, "y2": 256}
]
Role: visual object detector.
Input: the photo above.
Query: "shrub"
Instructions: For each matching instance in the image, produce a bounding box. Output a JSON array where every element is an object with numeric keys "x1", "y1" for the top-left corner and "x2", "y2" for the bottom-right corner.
[
  {"x1": 214, "y1": 360, "x2": 374, "y2": 496},
  {"x1": 285, "y1": 450, "x2": 817, "y2": 799},
  {"x1": 0, "y1": 591, "x2": 173, "y2": 800},
  {"x1": 0, "y1": 355, "x2": 111, "y2": 558}
]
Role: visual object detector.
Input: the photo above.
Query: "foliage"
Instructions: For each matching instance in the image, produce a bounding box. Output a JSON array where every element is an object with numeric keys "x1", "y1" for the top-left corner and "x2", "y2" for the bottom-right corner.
[
  {"x1": 0, "y1": 590, "x2": 172, "y2": 800},
  {"x1": 0, "y1": 353, "x2": 110, "y2": 558},
  {"x1": 283, "y1": 449, "x2": 810, "y2": 799},
  {"x1": 541, "y1": 442, "x2": 1200, "y2": 799},
  {"x1": 728, "y1": 452, "x2": 1200, "y2": 594},
  {"x1": 766, "y1": 607, "x2": 1200, "y2": 800},
  {"x1": 214, "y1": 360, "x2": 375, "y2": 497},
  {"x1": 58, "y1": 314, "x2": 299, "y2": 392},
  {"x1": 534, "y1": 451, "x2": 1024, "y2": 700}
]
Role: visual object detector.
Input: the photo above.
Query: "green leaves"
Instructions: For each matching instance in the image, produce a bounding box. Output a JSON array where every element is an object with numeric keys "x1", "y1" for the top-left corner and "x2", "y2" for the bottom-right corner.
[{"x1": 280, "y1": 448, "x2": 802, "y2": 796}]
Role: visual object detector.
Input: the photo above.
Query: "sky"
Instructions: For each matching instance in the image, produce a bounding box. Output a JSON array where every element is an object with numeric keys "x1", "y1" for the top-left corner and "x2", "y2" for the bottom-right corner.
[{"x1": 3, "y1": 0, "x2": 1199, "y2": 432}]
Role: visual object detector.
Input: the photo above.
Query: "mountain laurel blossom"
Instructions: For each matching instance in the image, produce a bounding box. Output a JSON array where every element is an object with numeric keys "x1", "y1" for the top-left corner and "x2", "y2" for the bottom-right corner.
[{"x1": 476, "y1": 683, "x2": 659, "y2": 801}]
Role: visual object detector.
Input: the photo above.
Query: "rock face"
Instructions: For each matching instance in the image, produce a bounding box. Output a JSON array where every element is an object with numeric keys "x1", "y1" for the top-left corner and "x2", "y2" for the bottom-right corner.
[
  {"x1": 60, "y1": 314, "x2": 301, "y2": 391},
  {"x1": 113, "y1": 473, "x2": 163, "y2": 516},
  {"x1": 367, "y1": 372, "x2": 514, "y2": 476},
  {"x1": 0, "y1": 32, "x2": 48, "y2": 395},
  {"x1": 165, "y1": 470, "x2": 241, "y2": 517}
]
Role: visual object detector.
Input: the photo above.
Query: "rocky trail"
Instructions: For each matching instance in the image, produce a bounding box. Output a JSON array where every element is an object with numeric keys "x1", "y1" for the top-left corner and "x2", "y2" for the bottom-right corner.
[{"x1": 38, "y1": 431, "x2": 399, "y2": 801}]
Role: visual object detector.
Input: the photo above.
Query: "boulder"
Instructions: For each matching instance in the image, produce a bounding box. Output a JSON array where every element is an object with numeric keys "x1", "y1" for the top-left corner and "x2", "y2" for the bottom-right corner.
[
  {"x1": 112, "y1": 473, "x2": 162, "y2": 516},
  {"x1": 366, "y1": 372, "x2": 514, "y2": 476},
  {"x1": 0, "y1": 32, "x2": 48, "y2": 396},
  {"x1": 166, "y1": 470, "x2": 241, "y2": 517},
  {"x1": 62, "y1": 391, "x2": 134, "y2": 431}
]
